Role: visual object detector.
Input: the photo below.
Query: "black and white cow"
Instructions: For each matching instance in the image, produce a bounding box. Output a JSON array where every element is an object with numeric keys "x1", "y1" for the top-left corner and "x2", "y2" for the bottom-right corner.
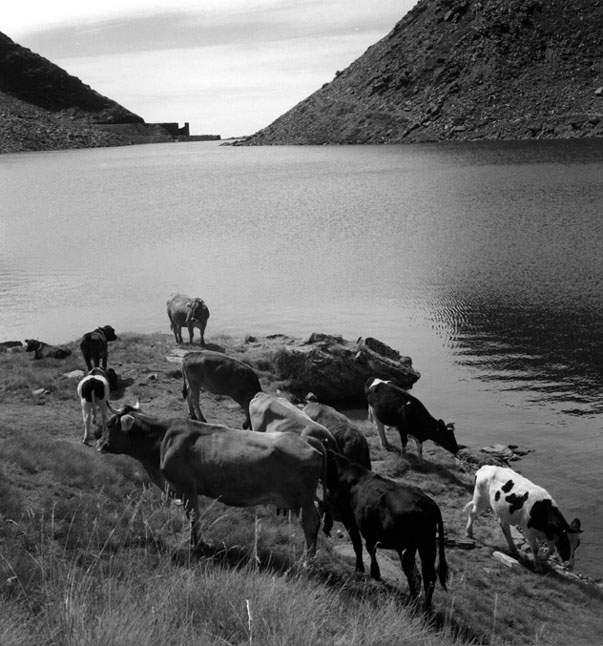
[
  {"x1": 325, "y1": 450, "x2": 448, "y2": 610},
  {"x1": 77, "y1": 367, "x2": 111, "y2": 445},
  {"x1": 464, "y1": 465, "x2": 582, "y2": 571},
  {"x1": 364, "y1": 378, "x2": 458, "y2": 460}
]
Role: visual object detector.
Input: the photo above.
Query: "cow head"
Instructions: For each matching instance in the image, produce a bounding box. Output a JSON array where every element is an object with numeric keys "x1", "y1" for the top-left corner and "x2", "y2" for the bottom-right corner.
[
  {"x1": 24, "y1": 339, "x2": 42, "y2": 352},
  {"x1": 554, "y1": 518, "x2": 583, "y2": 567},
  {"x1": 436, "y1": 420, "x2": 459, "y2": 454},
  {"x1": 100, "y1": 325, "x2": 118, "y2": 342},
  {"x1": 96, "y1": 400, "x2": 140, "y2": 454},
  {"x1": 186, "y1": 298, "x2": 208, "y2": 324}
]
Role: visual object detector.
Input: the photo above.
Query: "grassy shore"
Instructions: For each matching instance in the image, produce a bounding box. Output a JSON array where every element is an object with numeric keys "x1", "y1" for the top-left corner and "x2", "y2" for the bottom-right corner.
[{"x1": 1, "y1": 332, "x2": 603, "y2": 645}]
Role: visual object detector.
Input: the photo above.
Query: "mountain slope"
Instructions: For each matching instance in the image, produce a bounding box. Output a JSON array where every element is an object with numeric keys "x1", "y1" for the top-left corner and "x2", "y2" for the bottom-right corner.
[
  {"x1": 0, "y1": 31, "x2": 171, "y2": 153},
  {"x1": 244, "y1": 0, "x2": 603, "y2": 144}
]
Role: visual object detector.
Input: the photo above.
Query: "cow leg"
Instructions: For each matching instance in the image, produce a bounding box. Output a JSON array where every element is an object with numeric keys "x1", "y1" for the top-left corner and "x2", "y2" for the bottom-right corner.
[
  {"x1": 82, "y1": 403, "x2": 92, "y2": 444},
  {"x1": 414, "y1": 438, "x2": 424, "y2": 461},
  {"x1": 188, "y1": 385, "x2": 207, "y2": 422},
  {"x1": 101, "y1": 354, "x2": 108, "y2": 370},
  {"x1": 187, "y1": 324, "x2": 195, "y2": 345},
  {"x1": 366, "y1": 538, "x2": 381, "y2": 580},
  {"x1": 527, "y1": 534, "x2": 548, "y2": 571},
  {"x1": 199, "y1": 322, "x2": 206, "y2": 346},
  {"x1": 181, "y1": 491, "x2": 204, "y2": 549},
  {"x1": 401, "y1": 548, "x2": 421, "y2": 603},
  {"x1": 418, "y1": 542, "x2": 437, "y2": 611},
  {"x1": 464, "y1": 496, "x2": 488, "y2": 539},
  {"x1": 499, "y1": 520, "x2": 520, "y2": 559},
  {"x1": 397, "y1": 428, "x2": 409, "y2": 455},
  {"x1": 300, "y1": 500, "x2": 320, "y2": 563},
  {"x1": 346, "y1": 518, "x2": 365, "y2": 573},
  {"x1": 369, "y1": 407, "x2": 391, "y2": 450}
]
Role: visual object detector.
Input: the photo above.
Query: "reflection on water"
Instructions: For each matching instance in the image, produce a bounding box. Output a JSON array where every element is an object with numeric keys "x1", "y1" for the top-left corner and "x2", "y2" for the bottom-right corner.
[{"x1": 1, "y1": 139, "x2": 603, "y2": 578}]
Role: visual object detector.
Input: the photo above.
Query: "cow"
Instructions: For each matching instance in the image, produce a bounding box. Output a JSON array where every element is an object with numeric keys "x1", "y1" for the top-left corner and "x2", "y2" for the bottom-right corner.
[
  {"x1": 250, "y1": 392, "x2": 339, "y2": 452},
  {"x1": 79, "y1": 325, "x2": 117, "y2": 371},
  {"x1": 302, "y1": 397, "x2": 371, "y2": 470},
  {"x1": 167, "y1": 293, "x2": 210, "y2": 345},
  {"x1": 77, "y1": 367, "x2": 111, "y2": 444},
  {"x1": 364, "y1": 378, "x2": 458, "y2": 460},
  {"x1": 24, "y1": 339, "x2": 71, "y2": 360},
  {"x1": 96, "y1": 403, "x2": 326, "y2": 561},
  {"x1": 464, "y1": 465, "x2": 582, "y2": 571},
  {"x1": 182, "y1": 350, "x2": 262, "y2": 429},
  {"x1": 325, "y1": 450, "x2": 448, "y2": 610}
]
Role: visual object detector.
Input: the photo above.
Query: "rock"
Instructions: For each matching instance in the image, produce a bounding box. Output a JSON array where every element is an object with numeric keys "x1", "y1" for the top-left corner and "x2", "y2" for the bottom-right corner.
[
  {"x1": 31, "y1": 388, "x2": 49, "y2": 396},
  {"x1": 271, "y1": 333, "x2": 420, "y2": 402},
  {"x1": 492, "y1": 551, "x2": 521, "y2": 569},
  {"x1": 63, "y1": 369, "x2": 85, "y2": 379}
]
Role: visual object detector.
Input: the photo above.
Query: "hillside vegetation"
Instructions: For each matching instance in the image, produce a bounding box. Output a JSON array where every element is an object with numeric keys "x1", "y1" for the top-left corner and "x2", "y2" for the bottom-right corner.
[
  {"x1": 1, "y1": 332, "x2": 603, "y2": 645},
  {"x1": 0, "y1": 31, "x2": 173, "y2": 153},
  {"x1": 244, "y1": 0, "x2": 603, "y2": 144}
]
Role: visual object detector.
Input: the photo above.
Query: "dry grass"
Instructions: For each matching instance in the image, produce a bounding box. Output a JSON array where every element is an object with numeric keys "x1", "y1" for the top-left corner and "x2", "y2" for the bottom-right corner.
[{"x1": 1, "y1": 332, "x2": 603, "y2": 644}]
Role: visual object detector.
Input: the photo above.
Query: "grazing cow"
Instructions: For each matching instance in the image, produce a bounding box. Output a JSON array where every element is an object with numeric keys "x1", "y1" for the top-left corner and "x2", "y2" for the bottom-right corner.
[
  {"x1": 250, "y1": 392, "x2": 339, "y2": 452},
  {"x1": 302, "y1": 398, "x2": 371, "y2": 469},
  {"x1": 182, "y1": 350, "x2": 262, "y2": 429},
  {"x1": 80, "y1": 325, "x2": 117, "y2": 370},
  {"x1": 77, "y1": 367, "x2": 111, "y2": 444},
  {"x1": 97, "y1": 403, "x2": 326, "y2": 560},
  {"x1": 24, "y1": 339, "x2": 71, "y2": 360},
  {"x1": 365, "y1": 378, "x2": 458, "y2": 460},
  {"x1": 167, "y1": 293, "x2": 210, "y2": 345},
  {"x1": 464, "y1": 465, "x2": 582, "y2": 571},
  {"x1": 325, "y1": 450, "x2": 448, "y2": 610}
]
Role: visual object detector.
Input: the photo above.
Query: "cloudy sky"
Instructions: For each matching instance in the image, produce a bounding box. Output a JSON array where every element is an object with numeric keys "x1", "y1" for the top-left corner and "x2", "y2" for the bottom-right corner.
[{"x1": 4, "y1": 1, "x2": 417, "y2": 137}]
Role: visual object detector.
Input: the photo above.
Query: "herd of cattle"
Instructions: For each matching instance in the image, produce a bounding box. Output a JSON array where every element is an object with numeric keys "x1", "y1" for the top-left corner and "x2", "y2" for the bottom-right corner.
[{"x1": 17, "y1": 292, "x2": 583, "y2": 610}]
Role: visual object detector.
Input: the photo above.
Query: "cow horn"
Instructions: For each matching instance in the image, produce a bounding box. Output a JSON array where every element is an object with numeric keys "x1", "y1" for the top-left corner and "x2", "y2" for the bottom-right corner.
[{"x1": 107, "y1": 402, "x2": 124, "y2": 415}]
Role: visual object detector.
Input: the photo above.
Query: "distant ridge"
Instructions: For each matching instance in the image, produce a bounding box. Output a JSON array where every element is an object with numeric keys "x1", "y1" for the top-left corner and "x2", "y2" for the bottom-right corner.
[
  {"x1": 243, "y1": 0, "x2": 603, "y2": 145},
  {"x1": 0, "y1": 31, "x2": 174, "y2": 153}
]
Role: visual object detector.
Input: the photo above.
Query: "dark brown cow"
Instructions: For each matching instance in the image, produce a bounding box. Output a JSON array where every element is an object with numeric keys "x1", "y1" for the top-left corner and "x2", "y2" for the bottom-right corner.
[
  {"x1": 182, "y1": 350, "x2": 262, "y2": 429},
  {"x1": 97, "y1": 403, "x2": 325, "y2": 560},
  {"x1": 302, "y1": 399, "x2": 371, "y2": 470},
  {"x1": 79, "y1": 325, "x2": 117, "y2": 371},
  {"x1": 25, "y1": 339, "x2": 71, "y2": 360},
  {"x1": 167, "y1": 293, "x2": 210, "y2": 345},
  {"x1": 325, "y1": 450, "x2": 448, "y2": 610},
  {"x1": 365, "y1": 378, "x2": 458, "y2": 460}
]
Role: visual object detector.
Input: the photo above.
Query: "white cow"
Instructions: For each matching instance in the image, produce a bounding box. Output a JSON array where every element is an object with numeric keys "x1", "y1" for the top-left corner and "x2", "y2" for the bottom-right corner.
[
  {"x1": 464, "y1": 465, "x2": 582, "y2": 571},
  {"x1": 77, "y1": 368, "x2": 111, "y2": 444}
]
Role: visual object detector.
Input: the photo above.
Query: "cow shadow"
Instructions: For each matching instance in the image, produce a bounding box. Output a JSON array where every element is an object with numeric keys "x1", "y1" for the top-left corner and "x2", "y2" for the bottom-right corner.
[{"x1": 170, "y1": 540, "x2": 298, "y2": 577}]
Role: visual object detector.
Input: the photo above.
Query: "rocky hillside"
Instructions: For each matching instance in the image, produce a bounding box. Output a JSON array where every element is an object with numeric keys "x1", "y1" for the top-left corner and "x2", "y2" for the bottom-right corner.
[
  {"x1": 244, "y1": 0, "x2": 603, "y2": 144},
  {"x1": 0, "y1": 31, "x2": 172, "y2": 153}
]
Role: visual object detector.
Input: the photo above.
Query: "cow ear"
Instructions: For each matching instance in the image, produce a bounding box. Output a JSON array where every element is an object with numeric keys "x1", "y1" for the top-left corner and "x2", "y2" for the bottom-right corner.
[
  {"x1": 569, "y1": 518, "x2": 583, "y2": 533},
  {"x1": 446, "y1": 422, "x2": 455, "y2": 431},
  {"x1": 120, "y1": 415, "x2": 135, "y2": 431},
  {"x1": 185, "y1": 301, "x2": 192, "y2": 309}
]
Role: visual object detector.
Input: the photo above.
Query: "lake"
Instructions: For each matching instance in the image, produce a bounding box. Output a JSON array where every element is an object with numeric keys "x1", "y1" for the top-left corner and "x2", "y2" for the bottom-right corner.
[{"x1": 1, "y1": 139, "x2": 603, "y2": 578}]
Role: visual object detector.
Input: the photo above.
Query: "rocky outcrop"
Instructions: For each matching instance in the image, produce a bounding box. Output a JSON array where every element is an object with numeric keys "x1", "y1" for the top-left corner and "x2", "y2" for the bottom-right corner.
[
  {"x1": 0, "y1": 31, "x2": 174, "y2": 153},
  {"x1": 243, "y1": 0, "x2": 603, "y2": 145},
  {"x1": 269, "y1": 333, "x2": 420, "y2": 402}
]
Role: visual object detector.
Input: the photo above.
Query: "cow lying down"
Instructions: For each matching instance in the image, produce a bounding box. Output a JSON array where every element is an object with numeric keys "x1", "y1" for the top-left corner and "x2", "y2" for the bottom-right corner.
[
  {"x1": 465, "y1": 465, "x2": 582, "y2": 571},
  {"x1": 25, "y1": 339, "x2": 71, "y2": 360},
  {"x1": 97, "y1": 403, "x2": 327, "y2": 562},
  {"x1": 325, "y1": 450, "x2": 448, "y2": 610}
]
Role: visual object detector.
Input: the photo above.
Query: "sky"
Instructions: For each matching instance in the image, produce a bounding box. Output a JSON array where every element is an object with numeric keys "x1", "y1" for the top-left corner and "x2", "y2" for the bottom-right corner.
[{"x1": 3, "y1": 1, "x2": 417, "y2": 138}]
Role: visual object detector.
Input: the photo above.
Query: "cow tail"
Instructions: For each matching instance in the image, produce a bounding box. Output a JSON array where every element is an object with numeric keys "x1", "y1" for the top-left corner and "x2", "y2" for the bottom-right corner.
[
  {"x1": 436, "y1": 507, "x2": 449, "y2": 591},
  {"x1": 91, "y1": 386, "x2": 97, "y2": 422},
  {"x1": 320, "y1": 444, "x2": 333, "y2": 537}
]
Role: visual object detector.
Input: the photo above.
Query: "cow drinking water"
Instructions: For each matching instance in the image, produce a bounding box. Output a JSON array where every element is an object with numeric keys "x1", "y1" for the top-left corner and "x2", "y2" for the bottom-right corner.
[{"x1": 465, "y1": 465, "x2": 582, "y2": 571}]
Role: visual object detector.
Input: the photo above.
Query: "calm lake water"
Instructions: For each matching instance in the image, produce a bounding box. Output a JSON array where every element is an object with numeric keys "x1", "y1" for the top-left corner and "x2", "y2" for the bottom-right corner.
[{"x1": 1, "y1": 139, "x2": 603, "y2": 578}]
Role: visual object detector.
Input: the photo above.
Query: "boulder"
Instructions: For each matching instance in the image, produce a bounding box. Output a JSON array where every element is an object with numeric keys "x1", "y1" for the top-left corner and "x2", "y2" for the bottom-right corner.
[{"x1": 271, "y1": 333, "x2": 420, "y2": 402}]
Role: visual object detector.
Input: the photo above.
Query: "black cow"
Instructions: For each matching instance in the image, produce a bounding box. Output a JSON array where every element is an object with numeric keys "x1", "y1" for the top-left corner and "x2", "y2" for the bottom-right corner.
[
  {"x1": 24, "y1": 339, "x2": 71, "y2": 360},
  {"x1": 302, "y1": 398, "x2": 371, "y2": 469},
  {"x1": 80, "y1": 325, "x2": 117, "y2": 371},
  {"x1": 182, "y1": 350, "x2": 262, "y2": 428},
  {"x1": 365, "y1": 378, "x2": 458, "y2": 460},
  {"x1": 325, "y1": 450, "x2": 448, "y2": 610},
  {"x1": 167, "y1": 293, "x2": 210, "y2": 345}
]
